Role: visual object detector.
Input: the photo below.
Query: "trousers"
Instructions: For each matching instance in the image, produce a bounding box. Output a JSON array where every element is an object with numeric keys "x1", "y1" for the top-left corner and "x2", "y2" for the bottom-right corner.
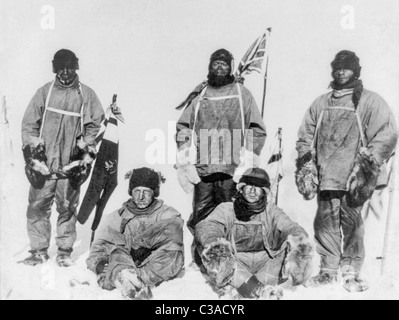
[
  {"x1": 314, "y1": 191, "x2": 365, "y2": 273},
  {"x1": 232, "y1": 250, "x2": 286, "y2": 288},
  {"x1": 188, "y1": 173, "x2": 236, "y2": 264},
  {"x1": 26, "y1": 178, "x2": 79, "y2": 253}
]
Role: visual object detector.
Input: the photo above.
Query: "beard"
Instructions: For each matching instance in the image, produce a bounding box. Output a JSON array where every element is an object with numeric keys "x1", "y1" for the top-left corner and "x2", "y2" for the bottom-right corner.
[
  {"x1": 207, "y1": 72, "x2": 235, "y2": 87},
  {"x1": 57, "y1": 73, "x2": 77, "y2": 86}
]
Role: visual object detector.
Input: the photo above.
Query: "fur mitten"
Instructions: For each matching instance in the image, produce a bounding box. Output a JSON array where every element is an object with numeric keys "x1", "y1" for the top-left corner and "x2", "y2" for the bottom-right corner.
[
  {"x1": 347, "y1": 150, "x2": 380, "y2": 207},
  {"x1": 115, "y1": 268, "x2": 152, "y2": 300},
  {"x1": 22, "y1": 143, "x2": 51, "y2": 189},
  {"x1": 282, "y1": 234, "x2": 314, "y2": 286},
  {"x1": 295, "y1": 151, "x2": 318, "y2": 200},
  {"x1": 61, "y1": 143, "x2": 96, "y2": 189},
  {"x1": 201, "y1": 238, "x2": 236, "y2": 288}
]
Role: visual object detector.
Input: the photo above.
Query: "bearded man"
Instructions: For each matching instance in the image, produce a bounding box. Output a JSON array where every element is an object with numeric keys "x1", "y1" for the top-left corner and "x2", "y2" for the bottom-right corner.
[{"x1": 176, "y1": 48, "x2": 267, "y2": 268}]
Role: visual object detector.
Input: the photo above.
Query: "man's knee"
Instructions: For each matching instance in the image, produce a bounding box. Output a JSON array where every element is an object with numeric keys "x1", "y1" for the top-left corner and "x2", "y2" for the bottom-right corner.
[{"x1": 27, "y1": 197, "x2": 52, "y2": 219}]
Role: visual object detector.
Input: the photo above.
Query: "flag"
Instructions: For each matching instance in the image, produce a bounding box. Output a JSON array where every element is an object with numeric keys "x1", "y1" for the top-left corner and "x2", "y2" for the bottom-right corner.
[
  {"x1": 77, "y1": 99, "x2": 122, "y2": 235},
  {"x1": 235, "y1": 28, "x2": 271, "y2": 78},
  {"x1": 266, "y1": 128, "x2": 284, "y2": 205}
]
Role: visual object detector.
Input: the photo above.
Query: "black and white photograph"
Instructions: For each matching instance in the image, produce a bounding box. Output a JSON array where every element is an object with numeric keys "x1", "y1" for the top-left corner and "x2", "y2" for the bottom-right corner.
[{"x1": 1, "y1": 0, "x2": 398, "y2": 302}]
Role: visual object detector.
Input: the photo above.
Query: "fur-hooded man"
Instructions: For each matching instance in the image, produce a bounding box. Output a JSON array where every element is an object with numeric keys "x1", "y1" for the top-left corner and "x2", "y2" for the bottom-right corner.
[
  {"x1": 195, "y1": 168, "x2": 313, "y2": 300},
  {"x1": 87, "y1": 167, "x2": 184, "y2": 300},
  {"x1": 296, "y1": 50, "x2": 398, "y2": 292},
  {"x1": 176, "y1": 48, "x2": 267, "y2": 269},
  {"x1": 20, "y1": 49, "x2": 104, "y2": 267}
]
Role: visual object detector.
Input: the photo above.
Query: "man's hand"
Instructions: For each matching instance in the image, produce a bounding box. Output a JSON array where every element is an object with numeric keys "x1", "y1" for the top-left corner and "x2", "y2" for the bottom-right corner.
[
  {"x1": 115, "y1": 268, "x2": 152, "y2": 300},
  {"x1": 346, "y1": 149, "x2": 381, "y2": 207},
  {"x1": 201, "y1": 238, "x2": 236, "y2": 288},
  {"x1": 283, "y1": 234, "x2": 314, "y2": 286},
  {"x1": 295, "y1": 151, "x2": 318, "y2": 200},
  {"x1": 76, "y1": 136, "x2": 88, "y2": 150}
]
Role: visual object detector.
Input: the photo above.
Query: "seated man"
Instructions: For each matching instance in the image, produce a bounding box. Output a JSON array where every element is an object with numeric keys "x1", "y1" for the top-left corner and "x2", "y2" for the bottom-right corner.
[
  {"x1": 87, "y1": 167, "x2": 184, "y2": 300},
  {"x1": 195, "y1": 168, "x2": 313, "y2": 300}
]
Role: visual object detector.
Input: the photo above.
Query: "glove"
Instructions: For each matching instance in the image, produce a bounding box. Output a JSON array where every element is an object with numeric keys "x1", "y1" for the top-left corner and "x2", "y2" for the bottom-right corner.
[
  {"x1": 115, "y1": 268, "x2": 152, "y2": 300},
  {"x1": 22, "y1": 143, "x2": 51, "y2": 189},
  {"x1": 233, "y1": 149, "x2": 260, "y2": 183},
  {"x1": 60, "y1": 137, "x2": 97, "y2": 189},
  {"x1": 346, "y1": 148, "x2": 380, "y2": 207},
  {"x1": 282, "y1": 234, "x2": 314, "y2": 286},
  {"x1": 201, "y1": 238, "x2": 236, "y2": 288},
  {"x1": 175, "y1": 148, "x2": 200, "y2": 193},
  {"x1": 176, "y1": 164, "x2": 201, "y2": 193},
  {"x1": 295, "y1": 151, "x2": 318, "y2": 200}
]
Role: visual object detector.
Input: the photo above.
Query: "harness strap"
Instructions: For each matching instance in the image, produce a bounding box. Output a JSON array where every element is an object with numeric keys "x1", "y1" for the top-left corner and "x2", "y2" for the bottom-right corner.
[
  {"x1": 236, "y1": 83, "x2": 246, "y2": 149},
  {"x1": 310, "y1": 109, "x2": 325, "y2": 152},
  {"x1": 46, "y1": 107, "x2": 81, "y2": 117},
  {"x1": 39, "y1": 80, "x2": 55, "y2": 139},
  {"x1": 325, "y1": 106, "x2": 355, "y2": 112},
  {"x1": 39, "y1": 81, "x2": 85, "y2": 140},
  {"x1": 192, "y1": 86, "x2": 208, "y2": 144},
  {"x1": 310, "y1": 93, "x2": 367, "y2": 152},
  {"x1": 203, "y1": 95, "x2": 240, "y2": 101},
  {"x1": 355, "y1": 110, "x2": 367, "y2": 147}
]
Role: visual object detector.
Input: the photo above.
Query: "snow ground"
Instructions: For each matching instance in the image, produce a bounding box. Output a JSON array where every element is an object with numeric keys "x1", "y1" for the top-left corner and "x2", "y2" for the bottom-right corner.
[{"x1": 1, "y1": 150, "x2": 398, "y2": 301}]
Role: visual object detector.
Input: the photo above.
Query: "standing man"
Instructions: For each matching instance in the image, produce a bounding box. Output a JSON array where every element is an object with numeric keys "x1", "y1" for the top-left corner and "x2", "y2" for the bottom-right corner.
[
  {"x1": 87, "y1": 167, "x2": 184, "y2": 300},
  {"x1": 176, "y1": 49, "x2": 267, "y2": 267},
  {"x1": 20, "y1": 49, "x2": 104, "y2": 267},
  {"x1": 195, "y1": 168, "x2": 313, "y2": 300},
  {"x1": 296, "y1": 50, "x2": 398, "y2": 292}
]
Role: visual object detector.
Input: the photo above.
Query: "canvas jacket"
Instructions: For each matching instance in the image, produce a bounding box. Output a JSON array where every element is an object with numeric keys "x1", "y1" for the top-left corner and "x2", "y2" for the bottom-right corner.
[
  {"x1": 297, "y1": 89, "x2": 398, "y2": 191},
  {"x1": 21, "y1": 77, "x2": 104, "y2": 172},
  {"x1": 176, "y1": 82, "x2": 267, "y2": 177},
  {"x1": 87, "y1": 199, "x2": 184, "y2": 288}
]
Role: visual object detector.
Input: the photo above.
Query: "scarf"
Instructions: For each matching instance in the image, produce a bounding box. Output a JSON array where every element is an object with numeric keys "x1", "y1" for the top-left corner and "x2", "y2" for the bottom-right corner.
[
  {"x1": 330, "y1": 79, "x2": 363, "y2": 109},
  {"x1": 233, "y1": 192, "x2": 267, "y2": 222},
  {"x1": 121, "y1": 198, "x2": 163, "y2": 216}
]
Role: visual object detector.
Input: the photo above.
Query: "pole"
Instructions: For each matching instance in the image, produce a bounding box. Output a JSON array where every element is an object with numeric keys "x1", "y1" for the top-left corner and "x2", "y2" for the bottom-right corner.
[
  {"x1": 261, "y1": 27, "x2": 272, "y2": 118},
  {"x1": 275, "y1": 127, "x2": 282, "y2": 205},
  {"x1": 379, "y1": 152, "x2": 397, "y2": 275},
  {"x1": 90, "y1": 230, "x2": 96, "y2": 247}
]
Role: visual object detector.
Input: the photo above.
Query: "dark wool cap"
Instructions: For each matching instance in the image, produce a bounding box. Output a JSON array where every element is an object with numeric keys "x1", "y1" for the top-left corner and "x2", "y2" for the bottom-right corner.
[
  {"x1": 238, "y1": 168, "x2": 271, "y2": 189},
  {"x1": 128, "y1": 167, "x2": 162, "y2": 197},
  {"x1": 52, "y1": 49, "x2": 79, "y2": 73},
  {"x1": 209, "y1": 48, "x2": 234, "y2": 72},
  {"x1": 331, "y1": 50, "x2": 361, "y2": 79}
]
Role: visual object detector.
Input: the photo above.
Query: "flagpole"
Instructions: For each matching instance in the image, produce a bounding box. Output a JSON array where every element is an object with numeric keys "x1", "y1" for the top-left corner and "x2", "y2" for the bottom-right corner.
[
  {"x1": 379, "y1": 152, "x2": 397, "y2": 275},
  {"x1": 275, "y1": 127, "x2": 282, "y2": 205},
  {"x1": 261, "y1": 27, "x2": 272, "y2": 118}
]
